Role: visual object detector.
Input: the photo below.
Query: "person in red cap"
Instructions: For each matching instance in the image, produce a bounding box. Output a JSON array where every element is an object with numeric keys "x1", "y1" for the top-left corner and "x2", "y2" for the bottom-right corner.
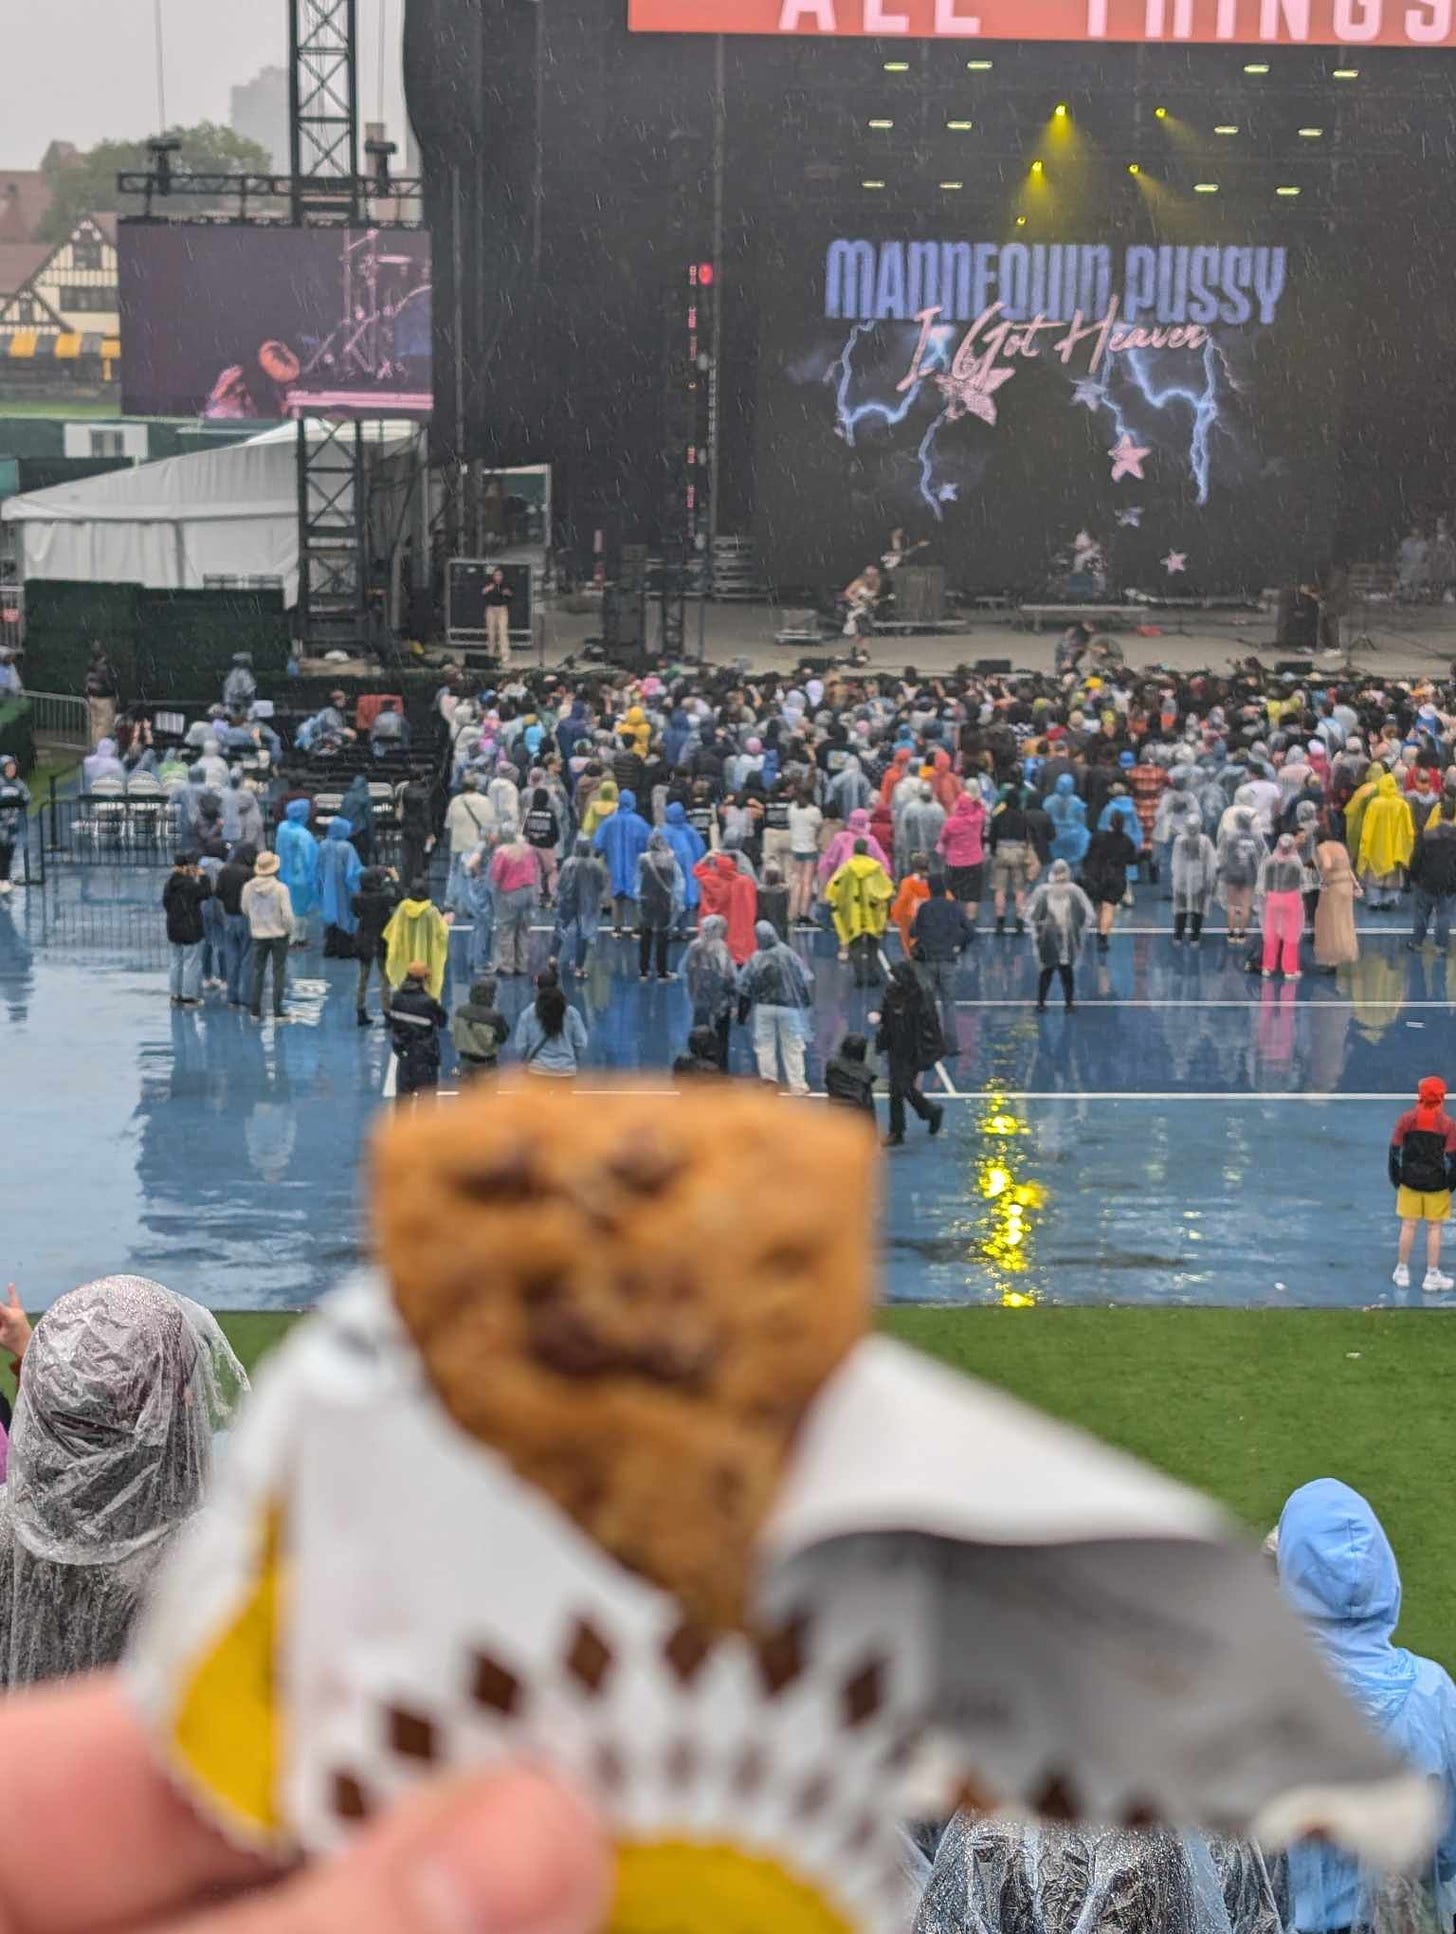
[{"x1": 1388, "y1": 1075, "x2": 1456, "y2": 1291}]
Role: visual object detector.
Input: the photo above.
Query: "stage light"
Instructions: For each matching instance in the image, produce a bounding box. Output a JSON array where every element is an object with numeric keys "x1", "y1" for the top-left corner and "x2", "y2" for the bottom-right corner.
[
  {"x1": 966, "y1": 57, "x2": 994, "y2": 68},
  {"x1": 1214, "y1": 124, "x2": 1239, "y2": 134},
  {"x1": 1054, "y1": 102, "x2": 1069, "y2": 117},
  {"x1": 1030, "y1": 159, "x2": 1044, "y2": 174},
  {"x1": 1014, "y1": 214, "x2": 1027, "y2": 226},
  {"x1": 697, "y1": 262, "x2": 715, "y2": 287},
  {"x1": 939, "y1": 179, "x2": 965, "y2": 190},
  {"x1": 1127, "y1": 162, "x2": 1141, "y2": 174},
  {"x1": 861, "y1": 178, "x2": 887, "y2": 189},
  {"x1": 1154, "y1": 105, "x2": 1168, "y2": 119},
  {"x1": 946, "y1": 118, "x2": 974, "y2": 129},
  {"x1": 867, "y1": 117, "x2": 894, "y2": 128},
  {"x1": 1275, "y1": 184, "x2": 1300, "y2": 195},
  {"x1": 1244, "y1": 60, "x2": 1269, "y2": 72},
  {"x1": 1298, "y1": 125, "x2": 1323, "y2": 136},
  {"x1": 1332, "y1": 65, "x2": 1360, "y2": 77},
  {"x1": 1193, "y1": 181, "x2": 1219, "y2": 192},
  {"x1": 883, "y1": 59, "x2": 909, "y2": 70}
]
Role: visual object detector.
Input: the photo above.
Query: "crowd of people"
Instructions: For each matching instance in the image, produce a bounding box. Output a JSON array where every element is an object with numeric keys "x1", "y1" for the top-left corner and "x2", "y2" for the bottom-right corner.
[{"x1": 145, "y1": 646, "x2": 1456, "y2": 1128}]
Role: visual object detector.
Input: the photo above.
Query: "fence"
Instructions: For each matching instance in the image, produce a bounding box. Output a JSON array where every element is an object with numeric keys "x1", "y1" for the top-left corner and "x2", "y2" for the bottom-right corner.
[
  {"x1": 39, "y1": 788, "x2": 405, "y2": 871},
  {"x1": 26, "y1": 689, "x2": 89, "y2": 752}
]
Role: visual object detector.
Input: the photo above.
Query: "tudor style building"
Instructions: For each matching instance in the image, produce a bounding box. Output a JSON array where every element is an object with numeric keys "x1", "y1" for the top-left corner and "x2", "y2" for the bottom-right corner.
[{"x1": 0, "y1": 213, "x2": 120, "y2": 401}]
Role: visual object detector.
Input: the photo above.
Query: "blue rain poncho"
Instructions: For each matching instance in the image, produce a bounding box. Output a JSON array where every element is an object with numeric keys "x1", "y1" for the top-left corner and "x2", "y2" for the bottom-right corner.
[
  {"x1": 274, "y1": 798, "x2": 320, "y2": 917},
  {"x1": 663, "y1": 801, "x2": 706, "y2": 910},
  {"x1": 594, "y1": 787, "x2": 650, "y2": 897},
  {"x1": 1051, "y1": 795, "x2": 1091, "y2": 866},
  {"x1": 1278, "y1": 1478, "x2": 1456, "y2": 1934},
  {"x1": 317, "y1": 815, "x2": 363, "y2": 934}
]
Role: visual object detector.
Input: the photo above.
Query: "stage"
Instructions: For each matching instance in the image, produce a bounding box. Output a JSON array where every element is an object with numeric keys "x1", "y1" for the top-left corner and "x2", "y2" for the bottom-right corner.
[{"x1": 526, "y1": 593, "x2": 1456, "y2": 681}]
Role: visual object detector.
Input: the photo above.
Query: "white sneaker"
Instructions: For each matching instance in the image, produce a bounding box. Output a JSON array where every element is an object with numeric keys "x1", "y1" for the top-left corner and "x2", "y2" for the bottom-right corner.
[
  {"x1": 1423, "y1": 1268, "x2": 1454, "y2": 1292},
  {"x1": 1393, "y1": 1263, "x2": 1411, "y2": 1288}
]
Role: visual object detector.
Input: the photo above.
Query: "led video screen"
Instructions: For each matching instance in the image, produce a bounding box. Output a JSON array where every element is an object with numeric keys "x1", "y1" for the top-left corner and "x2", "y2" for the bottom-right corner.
[
  {"x1": 751, "y1": 224, "x2": 1347, "y2": 595},
  {"x1": 119, "y1": 225, "x2": 433, "y2": 421}
]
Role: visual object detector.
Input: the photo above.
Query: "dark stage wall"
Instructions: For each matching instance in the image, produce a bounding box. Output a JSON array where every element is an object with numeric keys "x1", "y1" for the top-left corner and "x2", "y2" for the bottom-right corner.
[{"x1": 403, "y1": 2, "x2": 1456, "y2": 595}]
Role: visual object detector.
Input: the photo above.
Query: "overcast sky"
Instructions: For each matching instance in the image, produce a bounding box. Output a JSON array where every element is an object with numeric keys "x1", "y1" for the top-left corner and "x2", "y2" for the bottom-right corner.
[{"x1": 1, "y1": 0, "x2": 407, "y2": 168}]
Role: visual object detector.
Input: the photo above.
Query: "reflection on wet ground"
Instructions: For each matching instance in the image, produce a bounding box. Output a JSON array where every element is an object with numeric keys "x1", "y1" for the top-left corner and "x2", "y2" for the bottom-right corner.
[{"x1": 4, "y1": 866, "x2": 1450, "y2": 1311}]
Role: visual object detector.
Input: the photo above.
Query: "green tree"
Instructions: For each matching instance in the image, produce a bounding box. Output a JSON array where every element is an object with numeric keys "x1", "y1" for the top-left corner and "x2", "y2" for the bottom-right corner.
[{"x1": 37, "y1": 123, "x2": 275, "y2": 243}]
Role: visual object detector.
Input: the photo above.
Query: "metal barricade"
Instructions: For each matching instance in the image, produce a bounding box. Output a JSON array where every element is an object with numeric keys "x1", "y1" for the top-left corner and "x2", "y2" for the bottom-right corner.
[
  {"x1": 26, "y1": 689, "x2": 90, "y2": 753},
  {"x1": 44, "y1": 791, "x2": 179, "y2": 866}
]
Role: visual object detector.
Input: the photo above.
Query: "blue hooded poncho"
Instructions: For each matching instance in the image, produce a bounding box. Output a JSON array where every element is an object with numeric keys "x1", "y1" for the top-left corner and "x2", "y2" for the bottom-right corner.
[
  {"x1": 663, "y1": 801, "x2": 706, "y2": 911},
  {"x1": 594, "y1": 787, "x2": 650, "y2": 898},
  {"x1": 1044, "y1": 771, "x2": 1081, "y2": 834},
  {"x1": 1049, "y1": 795, "x2": 1090, "y2": 866},
  {"x1": 274, "y1": 798, "x2": 320, "y2": 916},
  {"x1": 1279, "y1": 1478, "x2": 1456, "y2": 1933},
  {"x1": 317, "y1": 815, "x2": 363, "y2": 933}
]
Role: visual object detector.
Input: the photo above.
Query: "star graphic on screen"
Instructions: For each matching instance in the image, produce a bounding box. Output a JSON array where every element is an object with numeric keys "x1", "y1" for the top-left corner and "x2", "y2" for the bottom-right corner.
[
  {"x1": 1072, "y1": 378, "x2": 1106, "y2": 411},
  {"x1": 1109, "y1": 434, "x2": 1151, "y2": 482},
  {"x1": 1116, "y1": 507, "x2": 1143, "y2": 528},
  {"x1": 938, "y1": 482, "x2": 959, "y2": 503},
  {"x1": 1162, "y1": 551, "x2": 1188, "y2": 575},
  {"x1": 939, "y1": 361, "x2": 1015, "y2": 426}
]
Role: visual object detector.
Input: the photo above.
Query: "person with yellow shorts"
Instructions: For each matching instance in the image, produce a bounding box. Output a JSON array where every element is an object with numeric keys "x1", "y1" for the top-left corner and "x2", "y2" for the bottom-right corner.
[{"x1": 1389, "y1": 1075, "x2": 1456, "y2": 1292}]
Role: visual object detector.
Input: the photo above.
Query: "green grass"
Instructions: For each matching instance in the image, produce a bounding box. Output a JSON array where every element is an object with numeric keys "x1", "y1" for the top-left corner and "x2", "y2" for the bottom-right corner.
[
  {"x1": 0, "y1": 398, "x2": 120, "y2": 419},
  {"x1": 210, "y1": 1306, "x2": 1456, "y2": 1672}
]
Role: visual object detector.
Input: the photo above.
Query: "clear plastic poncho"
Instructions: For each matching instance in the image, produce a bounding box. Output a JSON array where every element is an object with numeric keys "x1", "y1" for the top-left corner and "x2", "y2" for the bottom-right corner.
[
  {"x1": 0, "y1": 1276, "x2": 248, "y2": 1687},
  {"x1": 914, "y1": 1814, "x2": 1279, "y2": 1934}
]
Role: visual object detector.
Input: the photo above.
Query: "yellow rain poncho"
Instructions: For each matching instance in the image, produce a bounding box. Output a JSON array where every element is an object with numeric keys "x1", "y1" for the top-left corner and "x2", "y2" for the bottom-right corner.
[
  {"x1": 581, "y1": 777, "x2": 619, "y2": 839},
  {"x1": 382, "y1": 897, "x2": 450, "y2": 998},
  {"x1": 1343, "y1": 770, "x2": 1382, "y2": 863},
  {"x1": 616, "y1": 705, "x2": 651, "y2": 757},
  {"x1": 1357, "y1": 771, "x2": 1414, "y2": 880},
  {"x1": 825, "y1": 852, "x2": 895, "y2": 947}
]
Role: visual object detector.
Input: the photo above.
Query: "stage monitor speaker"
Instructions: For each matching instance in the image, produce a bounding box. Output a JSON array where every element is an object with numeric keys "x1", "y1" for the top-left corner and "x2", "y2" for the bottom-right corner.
[
  {"x1": 895, "y1": 565, "x2": 946, "y2": 624},
  {"x1": 603, "y1": 585, "x2": 646, "y2": 650},
  {"x1": 974, "y1": 657, "x2": 1013, "y2": 674},
  {"x1": 1275, "y1": 658, "x2": 1315, "y2": 678},
  {"x1": 1275, "y1": 584, "x2": 1320, "y2": 652},
  {"x1": 794, "y1": 656, "x2": 836, "y2": 676}
]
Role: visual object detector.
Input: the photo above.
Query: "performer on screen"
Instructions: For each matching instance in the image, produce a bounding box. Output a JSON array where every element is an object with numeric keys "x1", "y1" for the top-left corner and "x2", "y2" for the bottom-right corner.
[{"x1": 881, "y1": 527, "x2": 929, "y2": 574}]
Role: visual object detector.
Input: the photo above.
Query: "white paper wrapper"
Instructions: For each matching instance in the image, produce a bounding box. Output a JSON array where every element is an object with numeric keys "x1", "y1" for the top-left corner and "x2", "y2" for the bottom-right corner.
[{"x1": 127, "y1": 1273, "x2": 1436, "y2": 1934}]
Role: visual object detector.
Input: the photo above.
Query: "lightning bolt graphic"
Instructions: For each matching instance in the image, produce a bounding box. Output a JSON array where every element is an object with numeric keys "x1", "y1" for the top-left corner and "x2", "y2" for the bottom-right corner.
[
  {"x1": 830, "y1": 324, "x2": 955, "y2": 518},
  {"x1": 1101, "y1": 339, "x2": 1225, "y2": 507}
]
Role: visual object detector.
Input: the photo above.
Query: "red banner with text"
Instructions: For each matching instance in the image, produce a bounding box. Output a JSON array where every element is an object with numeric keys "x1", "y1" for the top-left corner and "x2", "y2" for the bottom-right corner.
[{"x1": 628, "y1": 0, "x2": 1453, "y2": 48}]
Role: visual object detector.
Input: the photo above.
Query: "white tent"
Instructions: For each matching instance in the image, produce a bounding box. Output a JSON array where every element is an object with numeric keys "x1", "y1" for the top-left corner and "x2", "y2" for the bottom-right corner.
[{"x1": 1, "y1": 422, "x2": 419, "y2": 608}]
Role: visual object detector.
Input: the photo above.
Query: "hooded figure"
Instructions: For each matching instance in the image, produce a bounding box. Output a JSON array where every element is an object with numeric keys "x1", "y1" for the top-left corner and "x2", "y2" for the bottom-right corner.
[
  {"x1": 220, "y1": 770, "x2": 265, "y2": 849},
  {"x1": 663, "y1": 800, "x2": 706, "y2": 913},
  {"x1": 82, "y1": 737, "x2": 125, "y2": 790},
  {"x1": 581, "y1": 775, "x2": 620, "y2": 839},
  {"x1": 1278, "y1": 1479, "x2": 1456, "y2": 1934},
  {"x1": 736, "y1": 919, "x2": 815, "y2": 1095},
  {"x1": 818, "y1": 807, "x2": 890, "y2": 886},
  {"x1": 682, "y1": 913, "x2": 739, "y2": 1067},
  {"x1": 1357, "y1": 771, "x2": 1415, "y2": 900},
  {"x1": 693, "y1": 850, "x2": 758, "y2": 964},
  {"x1": 274, "y1": 797, "x2": 320, "y2": 922},
  {"x1": 1044, "y1": 771, "x2": 1083, "y2": 837},
  {"x1": 1050, "y1": 795, "x2": 1091, "y2": 867},
  {"x1": 337, "y1": 772, "x2": 376, "y2": 864},
  {"x1": 317, "y1": 815, "x2": 364, "y2": 950},
  {"x1": 0, "y1": 1277, "x2": 247, "y2": 1687},
  {"x1": 383, "y1": 887, "x2": 450, "y2": 999},
  {"x1": 898, "y1": 784, "x2": 947, "y2": 876},
  {"x1": 913, "y1": 1813, "x2": 1260, "y2": 1934},
  {"x1": 1024, "y1": 858, "x2": 1095, "y2": 971},
  {"x1": 828, "y1": 754, "x2": 874, "y2": 820},
  {"x1": 221, "y1": 653, "x2": 257, "y2": 715},
  {"x1": 595, "y1": 786, "x2": 651, "y2": 904}
]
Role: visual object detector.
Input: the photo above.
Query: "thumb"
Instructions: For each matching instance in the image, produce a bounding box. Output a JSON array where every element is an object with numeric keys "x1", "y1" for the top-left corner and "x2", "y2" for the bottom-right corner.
[{"x1": 189, "y1": 1768, "x2": 610, "y2": 1934}]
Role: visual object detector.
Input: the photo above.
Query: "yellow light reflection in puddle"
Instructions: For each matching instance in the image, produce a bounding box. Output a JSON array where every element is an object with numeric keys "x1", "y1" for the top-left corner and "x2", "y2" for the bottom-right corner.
[{"x1": 973, "y1": 1088, "x2": 1046, "y2": 1306}]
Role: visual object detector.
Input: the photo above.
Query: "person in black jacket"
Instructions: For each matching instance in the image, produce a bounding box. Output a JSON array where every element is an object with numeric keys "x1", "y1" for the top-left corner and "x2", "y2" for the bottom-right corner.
[
  {"x1": 986, "y1": 789, "x2": 1033, "y2": 936},
  {"x1": 1407, "y1": 796, "x2": 1456, "y2": 953},
  {"x1": 875, "y1": 961, "x2": 946, "y2": 1147},
  {"x1": 1389, "y1": 1074, "x2": 1456, "y2": 1292},
  {"x1": 672, "y1": 1025, "x2": 729, "y2": 1079},
  {"x1": 910, "y1": 872, "x2": 976, "y2": 1024},
  {"x1": 1081, "y1": 822, "x2": 1139, "y2": 952},
  {"x1": 215, "y1": 843, "x2": 256, "y2": 1008},
  {"x1": 352, "y1": 865, "x2": 399, "y2": 1027},
  {"x1": 388, "y1": 964, "x2": 448, "y2": 1103},
  {"x1": 162, "y1": 854, "x2": 212, "y2": 1007},
  {"x1": 824, "y1": 1032, "x2": 878, "y2": 1120}
]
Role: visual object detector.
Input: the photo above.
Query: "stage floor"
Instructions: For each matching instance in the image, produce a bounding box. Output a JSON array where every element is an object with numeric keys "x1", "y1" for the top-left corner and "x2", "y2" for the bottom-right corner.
[
  {"x1": 5, "y1": 864, "x2": 1448, "y2": 1313},
  {"x1": 534, "y1": 595, "x2": 1456, "y2": 681}
]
